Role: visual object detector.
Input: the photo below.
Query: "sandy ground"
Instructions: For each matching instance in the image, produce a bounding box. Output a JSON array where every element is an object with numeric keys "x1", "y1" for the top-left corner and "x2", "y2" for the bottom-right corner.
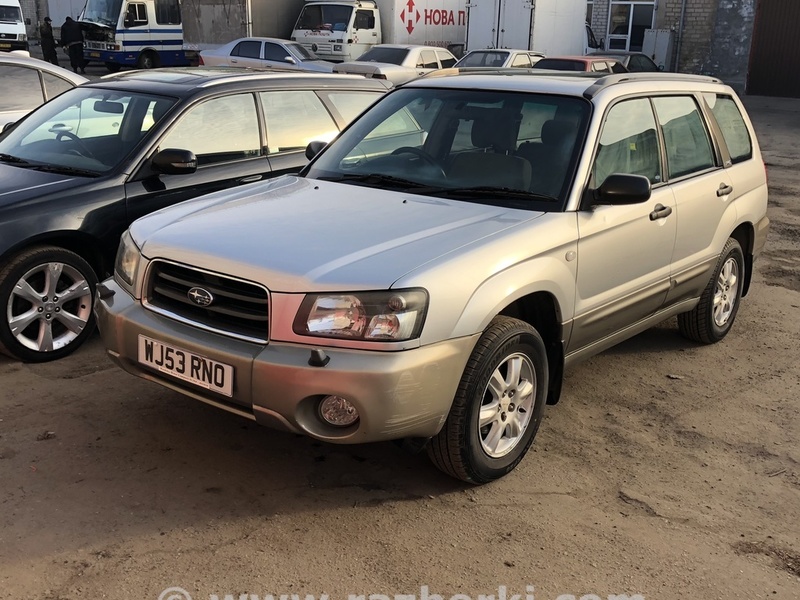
[{"x1": 0, "y1": 95, "x2": 798, "y2": 600}]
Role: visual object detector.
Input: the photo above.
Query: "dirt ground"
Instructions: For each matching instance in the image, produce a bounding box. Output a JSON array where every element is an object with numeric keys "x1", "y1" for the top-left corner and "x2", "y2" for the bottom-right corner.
[{"x1": 1, "y1": 96, "x2": 798, "y2": 600}]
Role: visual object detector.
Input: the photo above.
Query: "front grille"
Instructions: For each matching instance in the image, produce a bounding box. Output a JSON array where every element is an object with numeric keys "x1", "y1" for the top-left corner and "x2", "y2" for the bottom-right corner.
[
  {"x1": 145, "y1": 261, "x2": 269, "y2": 343},
  {"x1": 0, "y1": 33, "x2": 16, "y2": 40}
]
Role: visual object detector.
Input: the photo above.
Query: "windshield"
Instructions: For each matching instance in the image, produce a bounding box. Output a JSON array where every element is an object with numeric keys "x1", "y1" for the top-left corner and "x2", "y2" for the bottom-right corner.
[
  {"x1": 305, "y1": 87, "x2": 590, "y2": 210},
  {"x1": 356, "y1": 47, "x2": 409, "y2": 64},
  {"x1": 82, "y1": 0, "x2": 124, "y2": 26},
  {"x1": 0, "y1": 87, "x2": 177, "y2": 175},
  {"x1": 456, "y1": 51, "x2": 510, "y2": 68},
  {"x1": 0, "y1": 5, "x2": 22, "y2": 21},
  {"x1": 296, "y1": 4, "x2": 353, "y2": 31}
]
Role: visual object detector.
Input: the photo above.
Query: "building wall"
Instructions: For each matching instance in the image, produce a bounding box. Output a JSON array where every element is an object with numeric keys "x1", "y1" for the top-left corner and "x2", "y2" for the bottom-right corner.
[
  {"x1": 182, "y1": 0, "x2": 248, "y2": 46},
  {"x1": 589, "y1": 0, "x2": 755, "y2": 90}
]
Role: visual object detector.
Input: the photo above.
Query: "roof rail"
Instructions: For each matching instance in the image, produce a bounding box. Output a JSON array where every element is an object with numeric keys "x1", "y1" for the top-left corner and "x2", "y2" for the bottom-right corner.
[{"x1": 582, "y1": 72, "x2": 723, "y2": 98}]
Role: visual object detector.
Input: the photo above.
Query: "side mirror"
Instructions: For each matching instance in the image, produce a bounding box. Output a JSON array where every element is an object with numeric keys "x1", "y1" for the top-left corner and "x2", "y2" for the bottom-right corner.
[
  {"x1": 595, "y1": 174, "x2": 651, "y2": 205},
  {"x1": 284, "y1": 56, "x2": 297, "y2": 65},
  {"x1": 2, "y1": 121, "x2": 15, "y2": 134},
  {"x1": 123, "y1": 14, "x2": 134, "y2": 28},
  {"x1": 305, "y1": 140, "x2": 327, "y2": 160},
  {"x1": 151, "y1": 148, "x2": 197, "y2": 175}
]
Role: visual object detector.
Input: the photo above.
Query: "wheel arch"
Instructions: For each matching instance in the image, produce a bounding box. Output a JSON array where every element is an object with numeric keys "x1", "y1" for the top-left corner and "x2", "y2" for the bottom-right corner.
[
  {"x1": 730, "y1": 222, "x2": 755, "y2": 296},
  {"x1": 497, "y1": 291, "x2": 565, "y2": 405},
  {"x1": 0, "y1": 231, "x2": 108, "y2": 279}
]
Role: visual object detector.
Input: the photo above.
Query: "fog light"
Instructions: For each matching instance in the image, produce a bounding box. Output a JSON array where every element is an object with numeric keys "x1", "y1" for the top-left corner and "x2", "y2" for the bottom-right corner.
[{"x1": 318, "y1": 395, "x2": 359, "y2": 427}]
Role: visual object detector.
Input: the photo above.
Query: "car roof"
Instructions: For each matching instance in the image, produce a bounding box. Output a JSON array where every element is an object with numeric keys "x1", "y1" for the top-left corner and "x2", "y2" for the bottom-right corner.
[
  {"x1": 466, "y1": 49, "x2": 542, "y2": 54},
  {"x1": 84, "y1": 67, "x2": 389, "y2": 97},
  {"x1": 370, "y1": 44, "x2": 448, "y2": 51},
  {"x1": 0, "y1": 53, "x2": 88, "y2": 85},
  {"x1": 407, "y1": 71, "x2": 725, "y2": 99}
]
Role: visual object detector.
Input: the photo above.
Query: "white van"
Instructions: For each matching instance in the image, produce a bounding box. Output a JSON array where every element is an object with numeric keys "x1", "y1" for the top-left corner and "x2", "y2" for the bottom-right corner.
[{"x1": 0, "y1": 0, "x2": 28, "y2": 54}]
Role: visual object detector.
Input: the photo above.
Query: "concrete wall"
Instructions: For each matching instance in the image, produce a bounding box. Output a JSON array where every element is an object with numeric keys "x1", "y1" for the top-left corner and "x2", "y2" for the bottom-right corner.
[
  {"x1": 706, "y1": 0, "x2": 756, "y2": 91},
  {"x1": 182, "y1": 0, "x2": 248, "y2": 46}
]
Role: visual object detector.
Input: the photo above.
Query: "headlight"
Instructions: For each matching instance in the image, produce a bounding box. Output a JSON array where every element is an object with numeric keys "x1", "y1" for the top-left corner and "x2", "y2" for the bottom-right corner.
[
  {"x1": 19, "y1": 34, "x2": 27, "y2": 41},
  {"x1": 293, "y1": 289, "x2": 428, "y2": 342},
  {"x1": 114, "y1": 230, "x2": 141, "y2": 292}
]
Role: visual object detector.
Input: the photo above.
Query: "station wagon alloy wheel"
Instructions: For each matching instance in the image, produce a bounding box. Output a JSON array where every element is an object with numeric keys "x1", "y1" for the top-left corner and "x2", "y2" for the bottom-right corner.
[
  {"x1": 478, "y1": 352, "x2": 535, "y2": 458},
  {"x1": 678, "y1": 238, "x2": 745, "y2": 344},
  {"x1": 428, "y1": 316, "x2": 548, "y2": 484},
  {"x1": 0, "y1": 247, "x2": 97, "y2": 362},
  {"x1": 713, "y1": 256, "x2": 739, "y2": 327}
]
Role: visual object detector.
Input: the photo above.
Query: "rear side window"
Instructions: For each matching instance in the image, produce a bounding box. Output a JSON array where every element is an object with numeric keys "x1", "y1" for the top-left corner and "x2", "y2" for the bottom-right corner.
[
  {"x1": 652, "y1": 96, "x2": 715, "y2": 179},
  {"x1": 705, "y1": 93, "x2": 753, "y2": 164},
  {"x1": 594, "y1": 98, "x2": 662, "y2": 186},
  {"x1": 42, "y1": 72, "x2": 73, "y2": 100},
  {"x1": 260, "y1": 90, "x2": 338, "y2": 153},
  {"x1": 325, "y1": 91, "x2": 383, "y2": 123}
]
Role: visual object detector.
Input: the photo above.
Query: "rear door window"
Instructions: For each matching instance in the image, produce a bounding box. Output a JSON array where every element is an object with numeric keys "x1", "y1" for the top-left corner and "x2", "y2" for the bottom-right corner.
[
  {"x1": 41, "y1": 72, "x2": 73, "y2": 100},
  {"x1": 652, "y1": 96, "x2": 716, "y2": 179},
  {"x1": 511, "y1": 54, "x2": 532, "y2": 67},
  {"x1": 0, "y1": 66, "x2": 44, "y2": 111},
  {"x1": 419, "y1": 50, "x2": 438, "y2": 69},
  {"x1": 436, "y1": 50, "x2": 456, "y2": 68}
]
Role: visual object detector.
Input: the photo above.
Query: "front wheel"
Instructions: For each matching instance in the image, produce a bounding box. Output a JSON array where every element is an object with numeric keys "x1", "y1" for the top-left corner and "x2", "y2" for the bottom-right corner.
[
  {"x1": 0, "y1": 247, "x2": 97, "y2": 362},
  {"x1": 678, "y1": 237, "x2": 745, "y2": 344},
  {"x1": 427, "y1": 316, "x2": 548, "y2": 484},
  {"x1": 136, "y1": 51, "x2": 158, "y2": 69}
]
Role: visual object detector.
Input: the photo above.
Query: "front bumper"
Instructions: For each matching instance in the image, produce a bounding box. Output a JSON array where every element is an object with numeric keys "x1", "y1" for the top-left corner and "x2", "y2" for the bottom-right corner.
[{"x1": 95, "y1": 278, "x2": 478, "y2": 443}]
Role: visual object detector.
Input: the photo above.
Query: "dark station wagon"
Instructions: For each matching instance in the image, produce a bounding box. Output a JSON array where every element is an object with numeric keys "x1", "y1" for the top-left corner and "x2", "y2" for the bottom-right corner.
[{"x1": 0, "y1": 67, "x2": 388, "y2": 362}]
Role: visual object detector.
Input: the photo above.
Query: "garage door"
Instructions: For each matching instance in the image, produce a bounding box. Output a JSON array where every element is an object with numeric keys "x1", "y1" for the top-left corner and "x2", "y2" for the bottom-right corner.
[{"x1": 747, "y1": 0, "x2": 800, "y2": 97}]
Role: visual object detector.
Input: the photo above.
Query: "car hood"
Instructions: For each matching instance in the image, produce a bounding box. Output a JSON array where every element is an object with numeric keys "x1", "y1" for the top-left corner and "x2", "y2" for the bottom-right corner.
[
  {"x1": 0, "y1": 162, "x2": 85, "y2": 208},
  {"x1": 299, "y1": 59, "x2": 336, "y2": 73},
  {"x1": 132, "y1": 176, "x2": 544, "y2": 292}
]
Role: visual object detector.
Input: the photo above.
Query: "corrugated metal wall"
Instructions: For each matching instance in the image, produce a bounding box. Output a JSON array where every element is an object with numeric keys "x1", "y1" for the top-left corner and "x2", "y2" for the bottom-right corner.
[{"x1": 747, "y1": 0, "x2": 800, "y2": 97}]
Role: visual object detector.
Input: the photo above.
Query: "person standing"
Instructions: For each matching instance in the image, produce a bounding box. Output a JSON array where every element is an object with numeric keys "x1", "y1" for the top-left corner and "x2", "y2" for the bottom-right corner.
[
  {"x1": 60, "y1": 16, "x2": 85, "y2": 74},
  {"x1": 39, "y1": 17, "x2": 59, "y2": 66}
]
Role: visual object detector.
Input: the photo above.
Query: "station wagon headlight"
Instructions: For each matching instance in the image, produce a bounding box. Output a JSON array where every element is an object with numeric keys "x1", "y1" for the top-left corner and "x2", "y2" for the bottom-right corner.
[
  {"x1": 293, "y1": 289, "x2": 428, "y2": 341},
  {"x1": 114, "y1": 230, "x2": 141, "y2": 293}
]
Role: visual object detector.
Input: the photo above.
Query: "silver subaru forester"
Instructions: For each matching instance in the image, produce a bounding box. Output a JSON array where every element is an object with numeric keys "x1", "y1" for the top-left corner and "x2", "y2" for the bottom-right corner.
[{"x1": 96, "y1": 72, "x2": 770, "y2": 484}]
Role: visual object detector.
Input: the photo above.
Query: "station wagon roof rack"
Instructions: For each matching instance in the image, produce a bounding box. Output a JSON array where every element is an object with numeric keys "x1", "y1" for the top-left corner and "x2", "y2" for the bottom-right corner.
[{"x1": 582, "y1": 72, "x2": 723, "y2": 98}]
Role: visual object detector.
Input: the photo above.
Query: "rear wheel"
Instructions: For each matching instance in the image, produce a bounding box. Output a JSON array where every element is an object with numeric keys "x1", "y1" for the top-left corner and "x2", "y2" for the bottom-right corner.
[
  {"x1": 136, "y1": 50, "x2": 159, "y2": 70},
  {"x1": 0, "y1": 247, "x2": 97, "y2": 362},
  {"x1": 678, "y1": 237, "x2": 745, "y2": 344},
  {"x1": 427, "y1": 316, "x2": 548, "y2": 484}
]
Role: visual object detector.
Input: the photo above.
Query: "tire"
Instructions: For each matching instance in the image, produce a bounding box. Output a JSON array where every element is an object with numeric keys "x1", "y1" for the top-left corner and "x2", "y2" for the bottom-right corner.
[
  {"x1": 105, "y1": 61, "x2": 121, "y2": 73},
  {"x1": 136, "y1": 51, "x2": 158, "y2": 70},
  {"x1": 678, "y1": 237, "x2": 745, "y2": 344},
  {"x1": 0, "y1": 247, "x2": 97, "y2": 362},
  {"x1": 427, "y1": 316, "x2": 548, "y2": 484}
]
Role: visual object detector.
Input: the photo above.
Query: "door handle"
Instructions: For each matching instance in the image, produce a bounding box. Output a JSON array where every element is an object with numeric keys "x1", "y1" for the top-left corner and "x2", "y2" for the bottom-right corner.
[
  {"x1": 649, "y1": 203, "x2": 672, "y2": 220},
  {"x1": 238, "y1": 174, "x2": 262, "y2": 183},
  {"x1": 717, "y1": 183, "x2": 734, "y2": 197},
  {"x1": 231, "y1": 59, "x2": 238, "y2": 64}
]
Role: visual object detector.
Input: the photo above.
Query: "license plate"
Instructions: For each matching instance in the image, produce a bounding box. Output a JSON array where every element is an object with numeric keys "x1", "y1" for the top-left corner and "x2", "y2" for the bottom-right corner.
[
  {"x1": 0, "y1": 43, "x2": 10, "y2": 48},
  {"x1": 138, "y1": 335, "x2": 234, "y2": 397},
  {"x1": 89, "y1": 51, "x2": 100, "y2": 57}
]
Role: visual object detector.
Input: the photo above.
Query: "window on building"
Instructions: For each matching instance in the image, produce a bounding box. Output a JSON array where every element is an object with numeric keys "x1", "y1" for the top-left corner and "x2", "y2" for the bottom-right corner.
[{"x1": 607, "y1": 1, "x2": 654, "y2": 52}]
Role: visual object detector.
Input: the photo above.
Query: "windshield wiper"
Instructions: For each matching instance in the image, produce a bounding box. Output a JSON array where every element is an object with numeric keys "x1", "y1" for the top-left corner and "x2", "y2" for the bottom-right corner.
[
  {"x1": 425, "y1": 186, "x2": 559, "y2": 205},
  {"x1": 29, "y1": 164, "x2": 100, "y2": 177},
  {"x1": 318, "y1": 173, "x2": 431, "y2": 190},
  {"x1": 0, "y1": 153, "x2": 30, "y2": 165}
]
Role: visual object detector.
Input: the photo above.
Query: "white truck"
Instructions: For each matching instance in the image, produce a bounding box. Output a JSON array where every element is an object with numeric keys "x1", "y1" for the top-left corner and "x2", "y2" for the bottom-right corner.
[
  {"x1": 465, "y1": 0, "x2": 602, "y2": 55},
  {"x1": 291, "y1": 0, "x2": 466, "y2": 62}
]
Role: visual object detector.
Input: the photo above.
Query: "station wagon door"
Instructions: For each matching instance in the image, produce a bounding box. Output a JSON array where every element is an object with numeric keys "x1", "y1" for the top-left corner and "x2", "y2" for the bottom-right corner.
[
  {"x1": 571, "y1": 97, "x2": 676, "y2": 351},
  {"x1": 125, "y1": 92, "x2": 270, "y2": 223}
]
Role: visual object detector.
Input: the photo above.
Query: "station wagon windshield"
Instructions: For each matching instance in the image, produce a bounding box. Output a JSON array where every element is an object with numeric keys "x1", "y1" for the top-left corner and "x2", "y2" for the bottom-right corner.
[
  {"x1": 0, "y1": 87, "x2": 177, "y2": 176},
  {"x1": 306, "y1": 87, "x2": 590, "y2": 210}
]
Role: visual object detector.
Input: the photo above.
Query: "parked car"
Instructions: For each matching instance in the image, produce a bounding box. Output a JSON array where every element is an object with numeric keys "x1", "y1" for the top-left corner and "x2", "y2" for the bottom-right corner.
[
  {"x1": 588, "y1": 50, "x2": 662, "y2": 72},
  {"x1": 455, "y1": 49, "x2": 545, "y2": 69},
  {"x1": 533, "y1": 55, "x2": 627, "y2": 73},
  {"x1": 0, "y1": 53, "x2": 87, "y2": 129},
  {"x1": 199, "y1": 37, "x2": 335, "y2": 73},
  {"x1": 0, "y1": 68, "x2": 388, "y2": 362},
  {"x1": 96, "y1": 71, "x2": 769, "y2": 483},
  {"x1": 333, "y1": 44, "x2": 458, "y2": 85}
]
